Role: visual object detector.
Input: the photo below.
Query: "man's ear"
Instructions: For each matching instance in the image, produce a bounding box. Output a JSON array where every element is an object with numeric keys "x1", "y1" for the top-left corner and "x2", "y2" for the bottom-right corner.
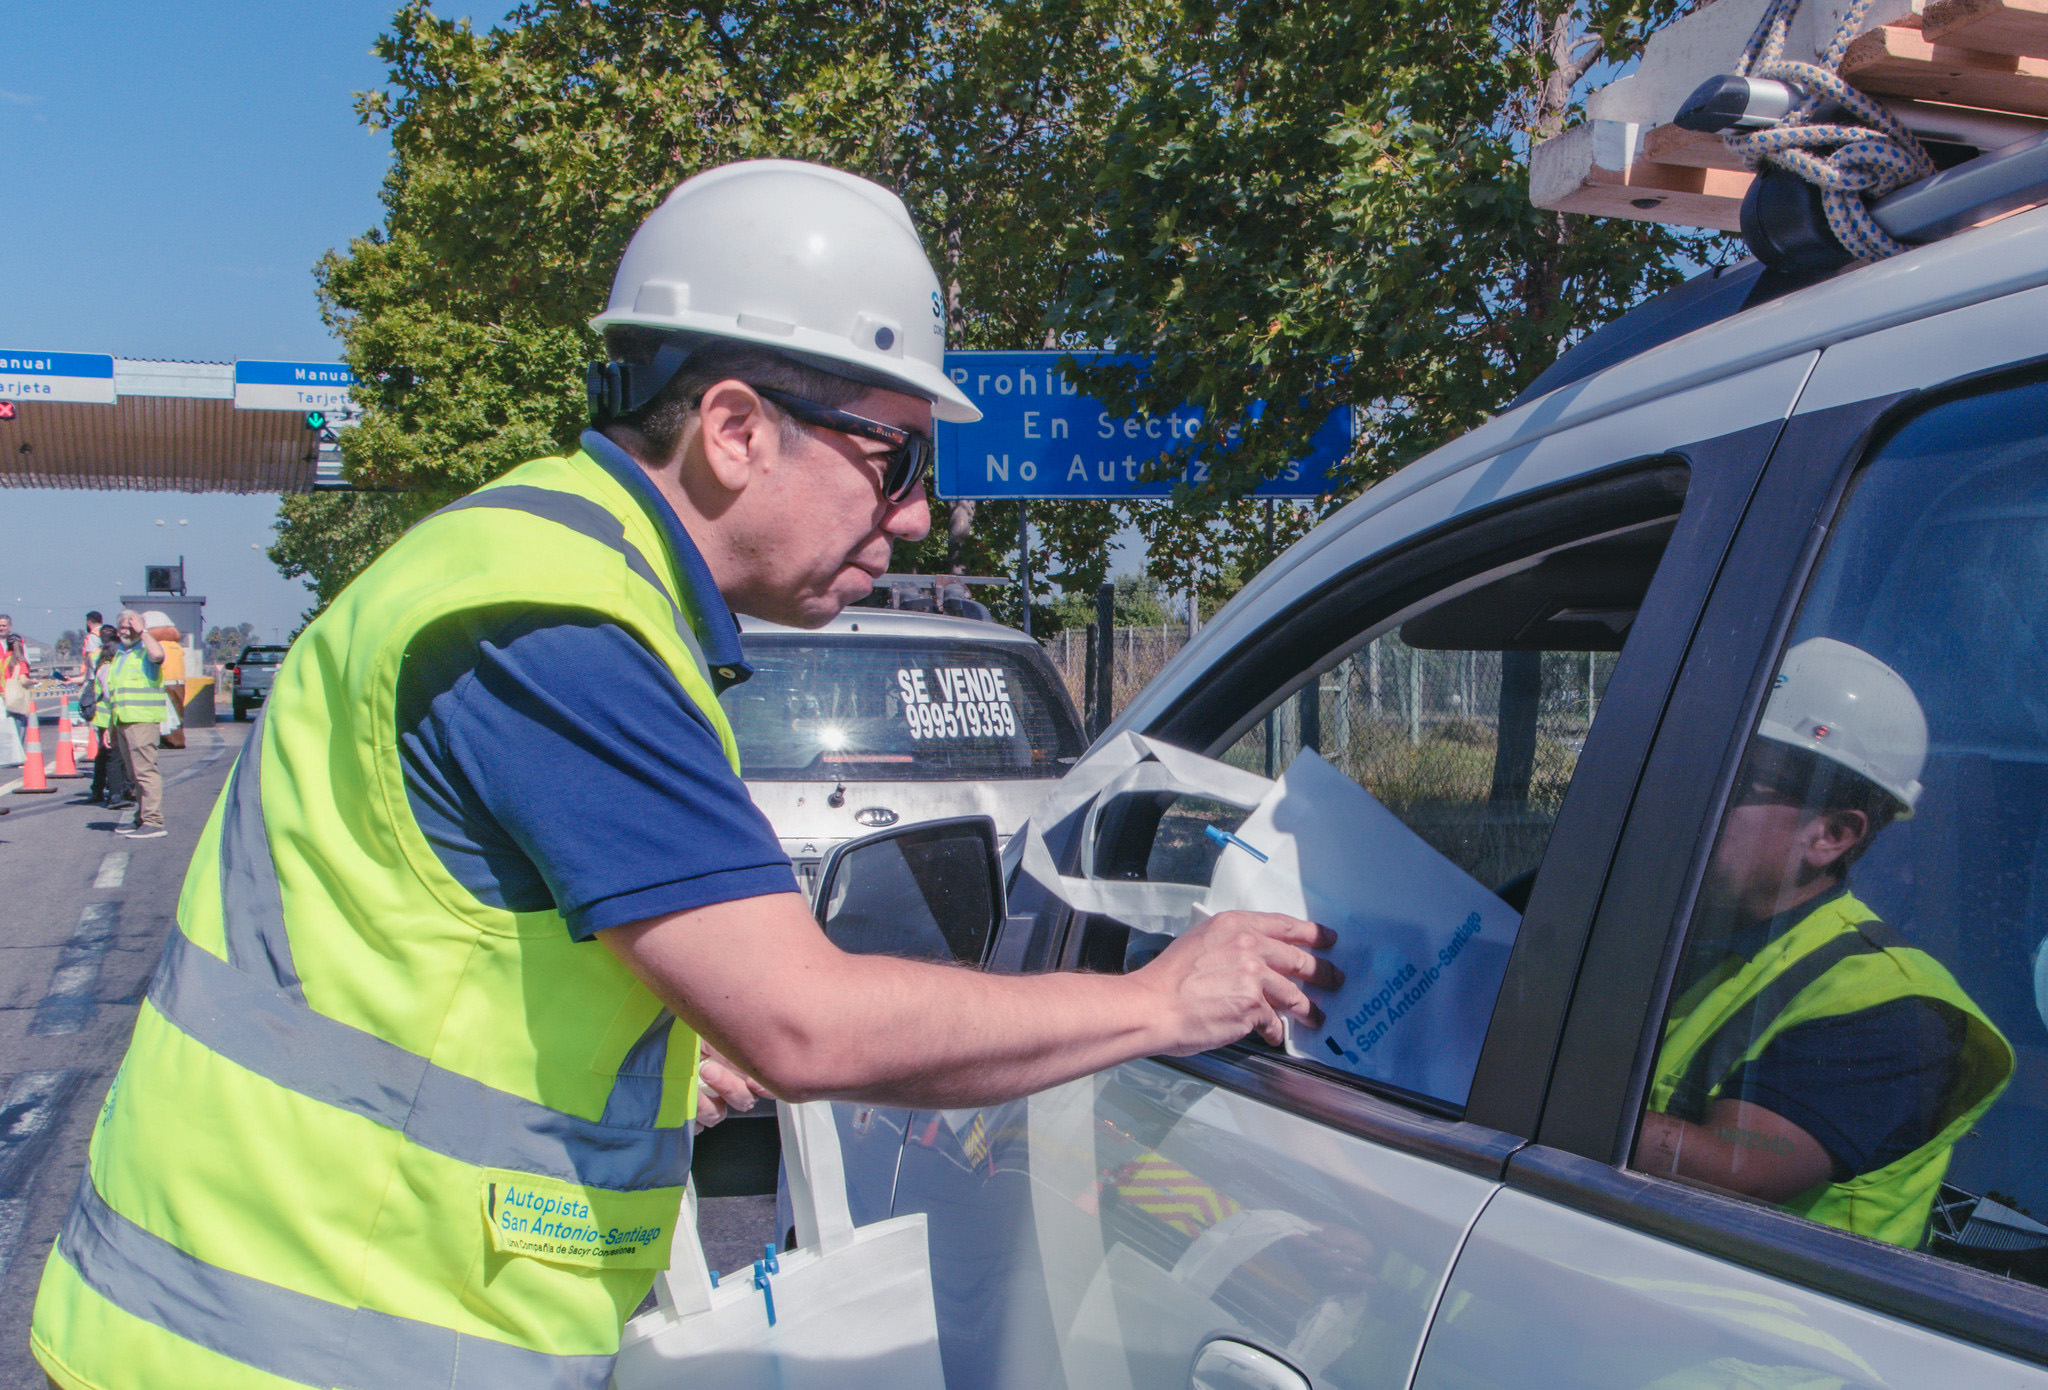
[
  {"x1": 1804, "y1": 807, "x2": 1871, "y2": 872},
  {"x1": 694, "y1": 380, "x2": 777, "y2": 494}
]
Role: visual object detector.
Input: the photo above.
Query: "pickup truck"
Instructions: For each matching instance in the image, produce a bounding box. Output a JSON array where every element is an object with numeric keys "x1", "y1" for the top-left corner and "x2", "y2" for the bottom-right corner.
[{"x1": 228, "y1": 645, "x2": 290, "y2": 721}]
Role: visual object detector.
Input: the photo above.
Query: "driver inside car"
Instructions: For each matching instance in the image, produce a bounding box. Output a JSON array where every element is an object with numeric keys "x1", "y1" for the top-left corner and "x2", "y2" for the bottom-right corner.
[{"x1": 1635, "y1": 638, "x2": 2013, "y2": 1247}]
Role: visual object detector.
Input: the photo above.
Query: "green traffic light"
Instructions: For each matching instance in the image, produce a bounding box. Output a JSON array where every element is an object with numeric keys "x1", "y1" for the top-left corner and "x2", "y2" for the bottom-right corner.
[{"x1": 305, "y1": 411, "x2": 327, "y2": 431}]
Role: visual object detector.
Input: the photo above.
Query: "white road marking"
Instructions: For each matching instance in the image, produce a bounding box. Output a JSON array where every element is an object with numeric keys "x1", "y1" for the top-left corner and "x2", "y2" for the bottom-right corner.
[
  {"x1": 93, "y1": 852, "x2": 129, "y2": 889},
  {"x1": 29, "y1": 904, "x2": 120, "y2": 1037},
  {"x1": 45, "y1": 963, "x2": 99, "y2": 997},
  {"x1": 0, "y1": 1070, "x2": 81, "y2": 1278},
  {"x1": 0, "y1": 1198, "x2": 25, "y2": 1281}
]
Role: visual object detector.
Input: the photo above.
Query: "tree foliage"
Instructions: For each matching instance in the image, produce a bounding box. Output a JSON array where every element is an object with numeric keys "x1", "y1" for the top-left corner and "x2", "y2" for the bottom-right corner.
[
  {"x1": 204, "y1": 623, "x2": 260, "y2": 667},
  {"x1": 1053, "y1": 0, "x2": 1733, "y2": 507},
  {"x1": 285, "y1": 0, "x2": 1729, "y2": 630},
  {"x1": 292, "y1": 0, "x2": 1173, "y2": 623}
]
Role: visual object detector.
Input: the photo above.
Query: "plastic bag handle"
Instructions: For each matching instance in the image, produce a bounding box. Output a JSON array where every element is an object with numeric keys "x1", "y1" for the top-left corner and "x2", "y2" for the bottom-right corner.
[
  {"x1": 654, "y1": 1178, "x2": 717, "y2": 1317},
  {"x1": 780, "y1": 1099, "x2": 856, "y2": 1253}
]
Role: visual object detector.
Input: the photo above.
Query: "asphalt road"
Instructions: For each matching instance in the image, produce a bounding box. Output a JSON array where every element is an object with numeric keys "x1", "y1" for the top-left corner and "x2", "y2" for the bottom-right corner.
[
  {"x1": 0, "y1": 720, "x2": 239, "y2": 1388},
  {"x1": 0, "y1": 717, "x2": 776, "y2": 1380}
]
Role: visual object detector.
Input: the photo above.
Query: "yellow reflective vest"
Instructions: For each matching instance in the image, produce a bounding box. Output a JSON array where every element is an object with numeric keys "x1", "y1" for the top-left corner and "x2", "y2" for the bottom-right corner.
[
  {"x1": 33, "y1": 449, "x2": 735, "y2": 1388},
  {"x1": 103, "y1": 643, "x2": 163, "y2": 726},
  {"x1": 1651, "y1": 891, "x2": 2012, "y2": 1247}
]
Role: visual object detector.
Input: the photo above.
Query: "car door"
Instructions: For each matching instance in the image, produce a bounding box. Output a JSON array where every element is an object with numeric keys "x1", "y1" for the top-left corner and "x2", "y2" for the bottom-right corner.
[
  {"x1": 1414, "y1": 279, "x2": 2048, "y2": 1384},
  {"x1": 883, "y1": 352, "x2": 1818, "y2": 1390}
]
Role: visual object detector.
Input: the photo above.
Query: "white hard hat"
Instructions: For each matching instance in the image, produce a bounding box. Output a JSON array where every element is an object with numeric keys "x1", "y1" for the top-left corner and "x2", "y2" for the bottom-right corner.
[
  {"x1": 592, "y1": 160, "x2": 981, "y2": 423},
  {"x1": 1756, "y1": 637, "x2": 1927, "y2": 816}
]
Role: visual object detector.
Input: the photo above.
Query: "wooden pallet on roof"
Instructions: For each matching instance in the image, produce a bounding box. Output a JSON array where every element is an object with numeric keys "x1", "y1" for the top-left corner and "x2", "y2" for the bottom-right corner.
[
  {"x1": 1530, "y1": 122, "x2": 1752, "y2": 231},
  {"x1": 1530, "y1": 0, "x2": 2048, "y2": 233},
  {"x1": 1841, "y1": 22, "x2": 2048, "y2": 112},
  {"x1": 1922, "y1": 0, "x2": 2048, "y2": 58}
]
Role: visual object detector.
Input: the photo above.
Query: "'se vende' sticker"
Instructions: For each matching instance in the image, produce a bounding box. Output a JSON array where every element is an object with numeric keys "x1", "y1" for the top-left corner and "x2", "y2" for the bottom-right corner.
[
  {"x1": 482, "y1": 1171, "x2": 680, "y2": 1269},
  {"x1": 897, "y1": 666, "x2": 1016, "y2": 740}
]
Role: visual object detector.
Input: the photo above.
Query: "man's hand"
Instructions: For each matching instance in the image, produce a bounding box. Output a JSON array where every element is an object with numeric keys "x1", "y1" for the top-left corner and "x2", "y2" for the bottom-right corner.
[
  {"x1": 695, "y1": 1040, "x2": 771, "y2": 1130},
  {"x1": 605, "y1": 894, "x2": 1339, "y2": 1109},
  {"x1": 1132, "y1": 910, "x2": 1340, "y2": 1054}
]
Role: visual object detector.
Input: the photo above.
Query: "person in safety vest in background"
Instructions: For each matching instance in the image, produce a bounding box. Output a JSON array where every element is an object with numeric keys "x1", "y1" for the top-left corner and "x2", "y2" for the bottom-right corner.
[
  {"x1": 30, "y1": 159, "x2": 1337, "y2": 1390},
  {"x1": 102, "y1": 609, "x2": 167, "y2": 840},
  {"x1": 1636, "y1": 638, "x2": 2012, "y2": 1247}
]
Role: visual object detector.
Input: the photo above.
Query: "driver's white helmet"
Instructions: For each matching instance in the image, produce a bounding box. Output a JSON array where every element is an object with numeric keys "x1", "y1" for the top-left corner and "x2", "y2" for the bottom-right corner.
[
  {"x1": 1756, "y1": 636, "x2": 1927, "y2": 817},
  {"x1": 592, "y1": 160, "x2": 981, "y2": 423}
]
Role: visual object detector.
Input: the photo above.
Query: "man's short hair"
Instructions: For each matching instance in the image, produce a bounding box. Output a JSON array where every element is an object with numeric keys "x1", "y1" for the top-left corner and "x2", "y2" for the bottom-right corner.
[
  {"x1": 602, "y1": 328, "x2": 868, "y2": 460},
  {"x1": 117, "y1": 608, "x2": 144, "y2": 624},
  {"x1": 86, "y1": 610, "x2": 102, "y2": 624}
]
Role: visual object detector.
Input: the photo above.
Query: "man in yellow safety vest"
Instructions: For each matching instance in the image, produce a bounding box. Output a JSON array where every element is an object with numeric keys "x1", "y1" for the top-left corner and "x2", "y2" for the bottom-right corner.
[
  {"x1": 1636, "y1": 638, "x2": 2012, "y2": 1247},
  {"x1": 30, "y1": 159, "x2": 1336, "y2": 1389},
  {"x1": 103, "y1": 609, "x2": 167, "y2": 840}
]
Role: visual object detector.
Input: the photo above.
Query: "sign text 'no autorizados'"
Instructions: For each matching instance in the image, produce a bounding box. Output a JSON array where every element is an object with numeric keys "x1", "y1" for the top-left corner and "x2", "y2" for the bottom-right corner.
[{"x1": 934, "y1": 351, "x2": 1353, "y2": 501}]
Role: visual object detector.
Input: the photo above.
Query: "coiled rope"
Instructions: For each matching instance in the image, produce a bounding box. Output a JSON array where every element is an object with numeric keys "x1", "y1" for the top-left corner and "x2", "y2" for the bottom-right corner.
[{"x1": 1723, "y1": 0, "x2": 1936, "y2": 261}]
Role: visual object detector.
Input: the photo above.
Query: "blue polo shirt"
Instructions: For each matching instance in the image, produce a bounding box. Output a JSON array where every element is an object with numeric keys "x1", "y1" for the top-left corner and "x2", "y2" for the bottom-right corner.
[{"x1": 395, "y1": 430, "x2": 794, "y2": 939}]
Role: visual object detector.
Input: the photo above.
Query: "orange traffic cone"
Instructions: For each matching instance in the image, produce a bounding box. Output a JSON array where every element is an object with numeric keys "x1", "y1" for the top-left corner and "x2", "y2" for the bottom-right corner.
[
  {"x1": 51, "y1": 706, "x2": 85, "y2": 778},
  {"x1": 85, "y1": 725, "x2": 100, "y2": 761},
  {"x1": 16, "y1": 717, "x2": 56, "y2": 794}
]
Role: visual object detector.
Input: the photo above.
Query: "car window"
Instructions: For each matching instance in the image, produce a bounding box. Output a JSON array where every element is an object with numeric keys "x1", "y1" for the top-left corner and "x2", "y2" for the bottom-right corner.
[
  {"x1": 720, "y1": 636, "x2": 1085, "y2": 781},
  {"x1": 1221, "y1": 638, "x2": 1619, "y2": 898},
  {"x1": 1630, "y1": 374, "x2": 2048, "y2": 1281},
  {"x1": 1077, "y1": 464, "x2": 1692, "y2": 1109},
  {"x1": 236, "y1": 649, "x2": 287, "y2": 665}
]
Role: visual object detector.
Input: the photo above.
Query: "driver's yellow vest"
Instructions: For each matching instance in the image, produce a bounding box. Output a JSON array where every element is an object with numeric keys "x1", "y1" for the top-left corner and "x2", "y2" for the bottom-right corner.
[
  {"x1": 32, "y1": 450, "x2": 738, "y2": 1389},
  {"x1": 1651, "y1": 892, "x2": 2012, "y2": 1248}
]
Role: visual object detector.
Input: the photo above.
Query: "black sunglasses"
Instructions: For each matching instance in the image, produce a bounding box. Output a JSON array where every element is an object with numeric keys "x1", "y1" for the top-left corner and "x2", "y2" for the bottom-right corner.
[{"x1": 753, "y1": 387, "x2": 933, "y2": 503}]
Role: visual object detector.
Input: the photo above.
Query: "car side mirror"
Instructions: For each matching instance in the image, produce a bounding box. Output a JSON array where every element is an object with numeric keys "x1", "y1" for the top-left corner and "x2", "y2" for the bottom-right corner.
[{"x1": 813, "y1": 815, "x2": 1005, "y2": 968}]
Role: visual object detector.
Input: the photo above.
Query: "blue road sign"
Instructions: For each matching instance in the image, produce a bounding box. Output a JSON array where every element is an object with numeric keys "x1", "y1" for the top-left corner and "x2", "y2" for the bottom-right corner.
[
  {"x1": 233, "y1": 360, "x2": 358, "y2": 413},
  {"x1": 935, "y1": 351, "x2": 1351, "y2": 501},
  {"x1": 0, "y1": 350, "x2": 117, "y2": 404}
]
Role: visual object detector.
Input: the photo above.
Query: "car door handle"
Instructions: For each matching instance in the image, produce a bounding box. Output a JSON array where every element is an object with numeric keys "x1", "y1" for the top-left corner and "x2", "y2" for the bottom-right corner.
[{"x1": 1190, "y1": 1338, "x2": 1311, "y2": 1390}]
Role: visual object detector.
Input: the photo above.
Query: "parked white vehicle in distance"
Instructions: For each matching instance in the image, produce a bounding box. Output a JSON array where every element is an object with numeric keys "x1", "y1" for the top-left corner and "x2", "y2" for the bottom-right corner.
[{"x1": 725, "y1": 606, "x2": 1087, "y2": 898}]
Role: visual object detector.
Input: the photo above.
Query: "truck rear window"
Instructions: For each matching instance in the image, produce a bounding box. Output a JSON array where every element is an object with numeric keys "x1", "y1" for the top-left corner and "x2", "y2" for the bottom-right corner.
[{"x1": 720, "y1": 637, "x2": 1086, "y2": 781}]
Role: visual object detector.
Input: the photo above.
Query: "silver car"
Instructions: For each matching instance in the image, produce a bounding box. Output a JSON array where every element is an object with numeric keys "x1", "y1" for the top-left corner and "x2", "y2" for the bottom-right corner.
[
  {"x1": 724, "y1": 608, "x2": 1086, "y2": 899},
  {"x1": 815, "y1": 197, "x2": 2048, "y2": 1381}
]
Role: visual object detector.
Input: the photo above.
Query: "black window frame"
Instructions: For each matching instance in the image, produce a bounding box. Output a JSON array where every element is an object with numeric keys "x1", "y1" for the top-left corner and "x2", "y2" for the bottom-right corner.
[{"x1": 1522, "y1": 364, "x2": 2048, "y2": 1366}]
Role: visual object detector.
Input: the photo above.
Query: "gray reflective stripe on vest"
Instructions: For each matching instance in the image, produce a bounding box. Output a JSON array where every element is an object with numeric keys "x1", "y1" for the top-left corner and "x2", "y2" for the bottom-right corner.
[
  {"x1": 150, "y1": 927, "x2": 691, "y2": 1190},
  {"x1": 1665, "y1": 919, "x2": 1898, "y2": 1124},
  {"x1": 190, "y1": 705, "x2": 691, "y2": 1189},
  {"x1": 601, "y1": 1010, "x2": 676, "y2": 1130},
  {"x1": 218, "y1": 708, "x2": 303, "y2": 1000},
  {"x1": 432, "y1": 485, "x2": 710, "y2": 676},
  {"x1": 57, "y1": 1168, "x2": 616, "y2": 1390}
]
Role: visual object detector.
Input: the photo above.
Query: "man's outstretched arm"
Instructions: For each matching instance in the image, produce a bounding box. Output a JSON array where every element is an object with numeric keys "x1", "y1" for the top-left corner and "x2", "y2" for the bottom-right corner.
[{"x1": 603, "y1": 893, "x2": 1339, "y2": 1110}]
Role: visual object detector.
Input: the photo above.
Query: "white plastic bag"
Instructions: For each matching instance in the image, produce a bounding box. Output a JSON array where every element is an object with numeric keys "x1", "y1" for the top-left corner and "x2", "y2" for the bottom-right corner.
[
  {"x1": 611, "y1": 1101, "x2": 947, "y2": 1390},
  {"x1": 1203, "y1": 749, "x2": 1520, "y2": 1107},
  {"x1": 0, "y1": 714, "x2": 22, "y2": 768}
]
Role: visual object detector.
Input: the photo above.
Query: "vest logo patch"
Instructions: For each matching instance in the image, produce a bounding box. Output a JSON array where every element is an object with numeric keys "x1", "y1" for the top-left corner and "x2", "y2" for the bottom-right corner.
[{"x1": 482, "y1": 1170, "x2": 680, "y2": 1269}]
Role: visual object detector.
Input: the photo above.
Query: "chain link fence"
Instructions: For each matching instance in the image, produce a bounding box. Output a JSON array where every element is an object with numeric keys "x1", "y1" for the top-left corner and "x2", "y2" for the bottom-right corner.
[
  {"x1": 1044, "y1": 622, "x2": 1190, "y2": 727},
  {"x1": 1043, "y1": 603, "x2": 1618, "y2": 887}
]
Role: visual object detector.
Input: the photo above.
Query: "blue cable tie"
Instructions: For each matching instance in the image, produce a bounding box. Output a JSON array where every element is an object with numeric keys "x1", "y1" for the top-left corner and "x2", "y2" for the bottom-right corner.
[
  {"x1": 753, "y1": 1262, "x2": 776, "y2": 1326},
  {"x1": 1204, "y1": 825, "x2": 1269, "y2": 862},
  {"x1": 762, "y1": 1243, "x2": 780, "y2": 1274},
  {"x1": 708, "y1": 1268, "x2": 720, "y2": 1288}
]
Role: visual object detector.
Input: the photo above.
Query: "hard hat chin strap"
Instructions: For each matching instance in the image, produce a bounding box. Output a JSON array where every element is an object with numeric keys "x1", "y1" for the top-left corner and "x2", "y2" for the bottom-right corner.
[{"x1": 586, "y1": 337, "x2": 697, "y2": 427}]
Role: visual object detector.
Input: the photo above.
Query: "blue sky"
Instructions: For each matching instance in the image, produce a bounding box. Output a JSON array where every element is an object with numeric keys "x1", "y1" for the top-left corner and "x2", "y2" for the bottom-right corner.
[{"x1": 0, "y1": 2, "x2": 503, "y2": 649}]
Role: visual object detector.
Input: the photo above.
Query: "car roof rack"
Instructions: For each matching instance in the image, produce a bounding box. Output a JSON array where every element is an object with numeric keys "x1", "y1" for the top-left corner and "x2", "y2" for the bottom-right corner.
[{"x1": 1530, "y1": 0, "x2": 2048, "y2": 267}]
